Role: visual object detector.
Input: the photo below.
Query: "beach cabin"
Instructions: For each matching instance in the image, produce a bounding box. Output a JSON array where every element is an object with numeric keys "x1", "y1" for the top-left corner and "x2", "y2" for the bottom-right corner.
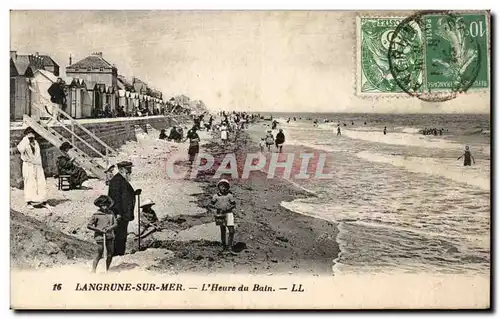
[
  {"x1": 106, "y1": 85, "x2": 117, "y2": 112},
  {"x1": 67, "y1": 78, "x2": 92, "y2": 119},
  {"x1": 131, "y1": 92, "x2": 140, "y2": 112},
  {"x1": 31, "y1": 69, "x2": 60, "y2": 119},
  {"x1": 10, "y1": 55, "x2": 37, "y2": 121},
  {"x1": 117, "y1": 89, "x2": 127, "y2": 112}
]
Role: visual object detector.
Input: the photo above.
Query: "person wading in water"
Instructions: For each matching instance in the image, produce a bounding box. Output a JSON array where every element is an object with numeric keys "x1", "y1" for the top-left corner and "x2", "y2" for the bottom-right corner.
[{"x1": 457, "y1": 145, "x2": 476, "y2": 166}]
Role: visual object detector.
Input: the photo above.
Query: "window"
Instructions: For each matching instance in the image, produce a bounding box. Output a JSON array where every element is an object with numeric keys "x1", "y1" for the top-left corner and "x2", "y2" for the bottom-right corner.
[
  {"x1": 99, "y1": 67, "x2": 104, "y2": 72},
  {"x1": 87, "y1": 67, "x2": 92, "y2": 71}
]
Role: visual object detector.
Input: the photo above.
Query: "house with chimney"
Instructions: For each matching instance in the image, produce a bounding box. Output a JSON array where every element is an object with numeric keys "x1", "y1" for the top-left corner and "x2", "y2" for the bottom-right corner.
[{"x1": 66, "y1": 52, "x2": 119, "y2": 117}]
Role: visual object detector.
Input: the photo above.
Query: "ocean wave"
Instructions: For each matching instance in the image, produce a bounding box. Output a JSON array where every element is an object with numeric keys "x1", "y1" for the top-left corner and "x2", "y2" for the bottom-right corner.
[
  {"x1": 284, "y1": 138, "x2": 345, "y2": 153},
  {"x1": 341, "y1": 128, "x2": 462, "y2": 149},
  {"x1": 401, "y1": 127, "x2": 421, "y2": 134},
  {"x1": 356, "y1": 151, "x2": 490, "y2": 191},
  {"x1": 464, "y1": 128, "x2": 491, "y2": 136},
  {"x1": 281, "y1": 198, "x2": 489, "y2": 274}
]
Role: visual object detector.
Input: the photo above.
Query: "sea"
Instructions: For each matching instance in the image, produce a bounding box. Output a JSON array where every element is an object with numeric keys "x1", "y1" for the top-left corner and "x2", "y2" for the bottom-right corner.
[{"x1": 260, "y1": 113, "x2": 490, "y2": 275}]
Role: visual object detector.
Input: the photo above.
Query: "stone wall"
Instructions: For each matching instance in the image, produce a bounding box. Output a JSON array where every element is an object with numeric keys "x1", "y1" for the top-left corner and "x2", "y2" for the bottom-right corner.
[{"x1": 10, "y1": 115, "x2": 191, "y2": 188}]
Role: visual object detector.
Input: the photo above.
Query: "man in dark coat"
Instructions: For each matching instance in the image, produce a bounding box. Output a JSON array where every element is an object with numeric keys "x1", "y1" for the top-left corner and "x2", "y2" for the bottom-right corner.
[
  {"x1": 47, "y1": 78, "x2": 67, "y2": 119},
  {"x1": 108, "y1": 161, "x2": 141, "y2": 256}
]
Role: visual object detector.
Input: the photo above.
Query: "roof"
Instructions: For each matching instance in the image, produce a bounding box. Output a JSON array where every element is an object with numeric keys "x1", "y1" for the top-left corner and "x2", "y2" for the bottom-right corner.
[
  {"x1": 39, "y1": 55, "x2": 58, "y2": 67},
  {"x1": 67, "y1": 55, "x2": 115, "y2": 70},
  {"x1": 10, "y1": 53, "x2": 58, "y2": 77},
  {"x1": 11, "y1": 55, "x2": 32, "y2": 75},
  {"x1": 117, "y1": 75, "x2": 134, "y2": 91},
  {"x1": 133, "y1": 77, "x2": 147, "y2": 84},
  {"x1": 117, "y1": 79, "x2": 125, "y2": 90},
  {"x1": 69, "y1": 78, "x2": 86, "y2": 88},
  {"x1": 34, "y1": 69, "x2": 57, "y2": 82},
  {"x1": 10, "y1": 58, "x2": 19, "y2": 76}
]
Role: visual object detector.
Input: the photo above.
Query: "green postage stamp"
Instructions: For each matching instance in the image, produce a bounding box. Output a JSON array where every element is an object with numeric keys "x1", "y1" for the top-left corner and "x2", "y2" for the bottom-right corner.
[{"x1": 357, "y1": 11, "x2": 490, "y2": 100}]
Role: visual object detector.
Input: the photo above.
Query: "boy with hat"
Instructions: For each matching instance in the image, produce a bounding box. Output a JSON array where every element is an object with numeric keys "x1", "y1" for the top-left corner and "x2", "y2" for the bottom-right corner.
[
  {"x1": 209, "y1": 179, "x2": 237, "y2": 254},
  {"x1": 87, "y1": 195, "x2": 118, "y2": 273},
  {"x1": 138, "y1": 199, "x2": 161, "y2": 239}
]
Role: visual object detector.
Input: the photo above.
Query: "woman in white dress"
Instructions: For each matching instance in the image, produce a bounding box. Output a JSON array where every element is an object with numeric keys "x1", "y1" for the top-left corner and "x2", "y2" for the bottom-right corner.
[{"x1": 17, "y1": 128, "x2": 50, "y2": 209}]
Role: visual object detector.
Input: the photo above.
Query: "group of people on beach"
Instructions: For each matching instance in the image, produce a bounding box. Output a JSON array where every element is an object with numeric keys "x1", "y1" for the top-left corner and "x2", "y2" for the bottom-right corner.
[
  {"x1": 14, "y1": 110, "x2": 256, "y2": 272},
  {"x1": 88, "y1": 160, "x2": 164, "y2": 272},
  {"x1": 16, "y1": 128, "x2": 91, "y2": 210},
  {"x1": 16, "y1": 109, "x2": 481, "y2": 274},
  {"x1": 422, "y1": 128, "x2": 447, "y2": 136},
  {"x1": 260, "y1": 128, "x2": 286, "y2": 153}
]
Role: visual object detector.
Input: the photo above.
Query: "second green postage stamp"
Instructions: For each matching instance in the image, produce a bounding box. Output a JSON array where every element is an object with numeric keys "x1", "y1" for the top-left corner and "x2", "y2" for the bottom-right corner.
[{"x1": 357, "y1": 11, "x2": 489, "y2": 101}]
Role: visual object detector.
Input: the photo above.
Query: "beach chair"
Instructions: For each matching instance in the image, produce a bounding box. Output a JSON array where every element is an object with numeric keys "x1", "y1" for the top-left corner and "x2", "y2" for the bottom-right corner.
[{"x1": 57, "y1": 174, "x2": 71, "y2": 191}]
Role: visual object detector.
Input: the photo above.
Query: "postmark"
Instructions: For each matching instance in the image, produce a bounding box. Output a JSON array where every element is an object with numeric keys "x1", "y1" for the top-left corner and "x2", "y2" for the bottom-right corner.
[
  {"x1": 388, "y1": 11, "x2": 489, "y2": 101},
  {"x1": 358, "y1": 11, "x2": 489, "y2": 100}
]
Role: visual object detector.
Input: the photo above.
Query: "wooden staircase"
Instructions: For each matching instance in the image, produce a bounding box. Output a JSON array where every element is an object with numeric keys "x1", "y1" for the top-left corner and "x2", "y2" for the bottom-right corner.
[{"x1": 24, "y1": 86, "x2": 117, "y2": 180}]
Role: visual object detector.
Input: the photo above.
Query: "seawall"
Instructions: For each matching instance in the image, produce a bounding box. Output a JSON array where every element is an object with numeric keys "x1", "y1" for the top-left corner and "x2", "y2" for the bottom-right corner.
[{"x1": 10, "y1": 115, "x2": 191, "y2": 188}]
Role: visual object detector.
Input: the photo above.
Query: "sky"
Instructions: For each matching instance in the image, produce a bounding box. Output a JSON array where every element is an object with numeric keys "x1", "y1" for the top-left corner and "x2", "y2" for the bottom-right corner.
[{"x1": 10, "y1": 10, "x2": 490, "y2": 113}]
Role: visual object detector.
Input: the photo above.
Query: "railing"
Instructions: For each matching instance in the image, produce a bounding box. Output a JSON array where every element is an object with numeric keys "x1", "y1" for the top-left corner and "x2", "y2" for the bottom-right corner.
[
  {"x1": 28, "y1": 86, "x2": 116, "y2": 163},
  {"x1": 45, "y1": 120, "x2": 108, "y2": 161}
]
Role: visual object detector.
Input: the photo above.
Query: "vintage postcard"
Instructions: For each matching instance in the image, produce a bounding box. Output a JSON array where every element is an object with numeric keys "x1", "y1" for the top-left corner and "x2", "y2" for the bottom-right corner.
[{"x1": 10, "y1": 10, "x2": 490, "y2": 309}]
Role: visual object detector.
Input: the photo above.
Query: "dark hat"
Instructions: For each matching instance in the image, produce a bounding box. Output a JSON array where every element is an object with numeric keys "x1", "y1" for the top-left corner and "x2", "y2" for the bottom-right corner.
[
  {"x1": 105, "y1": 165, "x2": 115, "y2": 173},
  {"x1": 117, "y1": 161, "x2": 133, "y2": 169},
  {"x1": 59, "y1": 141, "x2": 73, "y2": 152},
  {"x1": 94, "y1": 195, "x2": 114, "y2": 208},
  {"x1": 24, "y1": 127, "x2": 35, "y2": 136}
]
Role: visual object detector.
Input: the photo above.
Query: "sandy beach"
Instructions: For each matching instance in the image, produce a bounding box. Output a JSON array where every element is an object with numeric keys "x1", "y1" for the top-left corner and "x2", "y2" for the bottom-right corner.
[{"x1": 10, "y1": 121, "x2": 339, "y2": 275}]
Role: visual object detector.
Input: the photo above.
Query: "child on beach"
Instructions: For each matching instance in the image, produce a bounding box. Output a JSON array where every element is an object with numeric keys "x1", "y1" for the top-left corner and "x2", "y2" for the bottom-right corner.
[
  {"x1": 265, "y1": 130, "x2": 274, "y2": 152},
  {"x1": 457, "y1": 145, "x2": 475, "y2": 166},
  {"x1": 220, "y1": 124, "x2": 229, "y2": 145},
  {"x1": 87, "y1": 195, "x2": 118, "y2": 273},
  {"x1": 210, "y1": 179, "x2": 237, "y2": 255},
  {"x1": 138, "y1": 199, "x2": 161, "y2": 239},
  {"x1": 259, "y1": 137, "x2": 266, "y2": 153}
]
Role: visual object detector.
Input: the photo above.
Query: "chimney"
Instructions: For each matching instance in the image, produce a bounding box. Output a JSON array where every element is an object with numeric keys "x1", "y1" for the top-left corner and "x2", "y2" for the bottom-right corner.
[
  {"x1": 69, "y1": 54, "x2": 72, "y2": 66},
  {"x1": 10, "y1": 50, "x2": 17, "y2": 61},
  {"x1": 93, "y1": 52, "x2": 103, "y2": 58},
  {"x1": 35, "y1": 52, "x2": 39, "y2": 56}
]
